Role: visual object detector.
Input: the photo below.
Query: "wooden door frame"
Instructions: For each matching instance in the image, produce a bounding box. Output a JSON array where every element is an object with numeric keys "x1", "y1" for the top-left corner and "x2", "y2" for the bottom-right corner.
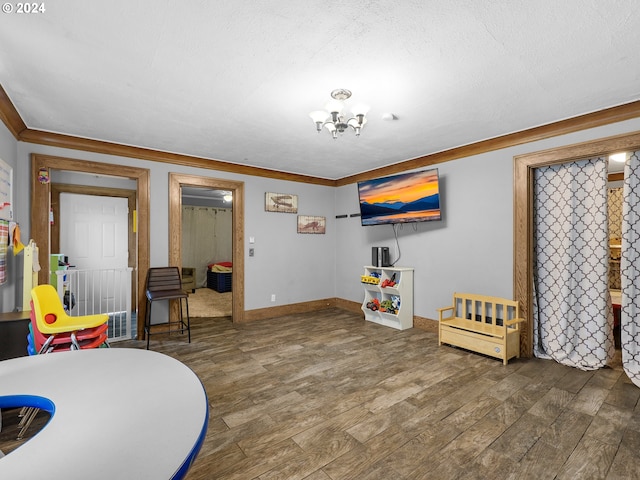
[
  {"x1": 514, "y1": 130, "x2": 640, "y2": 357},
  {"x1": 169, "y1": 173, "x2": 245, "y2": 323},
  {"x1": 31, "y1": 154, "x2": 150, "y2": 339}
]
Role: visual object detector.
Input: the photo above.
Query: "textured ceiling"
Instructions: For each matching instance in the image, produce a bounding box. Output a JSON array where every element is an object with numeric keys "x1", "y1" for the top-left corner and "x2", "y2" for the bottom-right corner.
[{"x1": 1, "y1": 1, "x2": 639, "y2": 179}]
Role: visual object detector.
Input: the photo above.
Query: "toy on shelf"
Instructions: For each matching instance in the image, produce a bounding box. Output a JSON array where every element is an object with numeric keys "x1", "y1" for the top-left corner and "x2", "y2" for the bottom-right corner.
[
  {"x1": 381, "y1": 273, "x2": 397, "y2": 288},
  {"x1": 366, "y1": 298, "x2": 380, "y2": 311},
  {"x1": 390, "y1": 295, "x2": 400, "y2": 314},
  {"x1": 379, "y1": 299, "x2": 393, "y2": 312},
  {"x1": 361, "y1": 266, "x2": 413, "y2": 330},
  {"x1": 361, "y1": 271, "x2": 381, "y2": 285}
]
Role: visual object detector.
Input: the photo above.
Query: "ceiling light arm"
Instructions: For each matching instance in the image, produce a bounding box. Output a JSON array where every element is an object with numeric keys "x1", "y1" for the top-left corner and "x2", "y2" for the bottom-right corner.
[{"x1": 349, "y1": 113, "x2": 366, "y2": 136}]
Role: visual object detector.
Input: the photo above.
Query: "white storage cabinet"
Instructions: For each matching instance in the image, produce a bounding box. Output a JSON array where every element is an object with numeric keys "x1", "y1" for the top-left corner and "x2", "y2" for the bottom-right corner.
[{"x1": 360, "y1": 266, "x2": 414, "y2": 330}]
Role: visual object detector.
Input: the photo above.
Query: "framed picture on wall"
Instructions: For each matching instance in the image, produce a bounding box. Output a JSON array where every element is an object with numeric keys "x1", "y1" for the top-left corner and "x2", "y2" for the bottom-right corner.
[
  {"x1": 265, "y1": 192, "x2": 298, "y2": 213},
  {"x1": 297, "y1": 215, "x2": 326, "y2": 234}
]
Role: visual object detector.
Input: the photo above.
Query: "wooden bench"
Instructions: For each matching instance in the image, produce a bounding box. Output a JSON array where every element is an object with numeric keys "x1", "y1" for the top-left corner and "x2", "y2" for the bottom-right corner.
[{"x1": 437, "y1": 293, "x2": 524, "y2": 365}]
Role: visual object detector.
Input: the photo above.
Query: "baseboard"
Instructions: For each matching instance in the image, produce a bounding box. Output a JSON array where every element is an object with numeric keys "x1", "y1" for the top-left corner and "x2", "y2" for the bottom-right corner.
[
  {"x1": 243, "y1": 298, "x2": 339, "y2": 322},
  {"x1": 333, "y1": 297, "x2": 362, "y2": 313},
  {"x1": 243, "y1": 297, "x2": 439, "y2": 333},
  {"x1": 414, "y1": 315, "x2": 438, "y2": 333}
]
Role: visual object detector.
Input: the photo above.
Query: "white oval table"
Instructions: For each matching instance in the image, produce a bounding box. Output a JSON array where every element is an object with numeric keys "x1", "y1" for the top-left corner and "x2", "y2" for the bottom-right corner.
[{"x1": 0, "y1": 348, "x2": 208, "y2": 479}]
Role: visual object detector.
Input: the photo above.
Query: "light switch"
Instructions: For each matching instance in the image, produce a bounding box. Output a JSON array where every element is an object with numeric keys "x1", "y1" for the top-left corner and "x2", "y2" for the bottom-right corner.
[
  {"x1": 249, "y1": 236, "x2": 255, "y2": 244},
  {"x1": 249, "y1": 248, "x2": 254, "y2": 257}
]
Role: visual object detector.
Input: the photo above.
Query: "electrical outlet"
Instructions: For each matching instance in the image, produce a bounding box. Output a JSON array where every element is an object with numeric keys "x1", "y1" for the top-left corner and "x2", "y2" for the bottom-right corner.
[{"x1": 271, "y1": 294, "x2": 276, "y2": 302}]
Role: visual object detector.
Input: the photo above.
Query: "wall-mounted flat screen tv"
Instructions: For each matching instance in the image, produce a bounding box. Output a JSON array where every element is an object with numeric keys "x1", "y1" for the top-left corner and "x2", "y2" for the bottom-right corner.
[{"x1": 357, "y1": 168, "x2": 441, "y2": 226}]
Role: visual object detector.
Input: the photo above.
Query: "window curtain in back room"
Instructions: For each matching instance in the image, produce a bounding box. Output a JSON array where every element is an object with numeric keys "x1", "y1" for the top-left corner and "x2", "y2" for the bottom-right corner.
[
  {"x1": 621, "y1": 150, "x2": 640, "y2": 387},
  {"x1": 533, "y1": 157, "x2": 614, "y2": 370},
  {"x1": 182, "y1": 206, "x2": 232, "y2": 287}
]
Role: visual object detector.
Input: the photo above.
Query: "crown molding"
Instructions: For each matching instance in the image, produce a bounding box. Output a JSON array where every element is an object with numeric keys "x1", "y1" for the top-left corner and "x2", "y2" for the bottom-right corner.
[
  {"x1": 17, "y1": 128, "x2": 336, "y2": 186},
  {"x1": 336, "y1": 100, "x2": 640, "y2": 186},
  {"x1": 1, "y1": 81, "x2": 639, "y2": 186},
  {"x1": 0, "y1": 84, "x2": 27, "y2": 138}
]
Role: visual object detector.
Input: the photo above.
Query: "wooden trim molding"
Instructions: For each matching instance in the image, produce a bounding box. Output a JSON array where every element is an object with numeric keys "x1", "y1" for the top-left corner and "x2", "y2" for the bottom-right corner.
[
  {"x1": 245, "y1": 297, "x2": 439, "y2": 334},
  {"x1": 18, "y1": 128, "x2": 335, "y2": 186},
  {"x1": 608, "y1": 172, "x2": 624, "y2": 182},
  {"x1": 513, "y1": 130, "x2": 640, "y2": 357},
  {"x1": 1, "y1": 79, "x2": 639, "y2": 186},
  {"x1": 337, "y1": 100, "x2": 640, "y2": 186},
  {"x1": 413, "y1": 315, "x2": 438, "y2": 333},
  {"x1": 333, "y1": 297, "x2": 362, "y2": 314},
  {"x1": 30, "y1": 154, "x2": 150, "y2": 339},
  {"x1": 244, "y1": 298, "x2": 339, "y2": 322},
  {"x1": 168, "y1": 173, "x2": 245, "y2": 324},
  {"x1": 0, "y1": 84, "x2": 27, "y2": 138}
]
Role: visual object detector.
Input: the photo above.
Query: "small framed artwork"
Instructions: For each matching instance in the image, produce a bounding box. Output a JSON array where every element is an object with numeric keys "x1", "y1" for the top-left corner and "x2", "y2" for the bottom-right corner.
[
  {"x1": 265, "y1": 192, "x2": 298, "y2": 213},
  {"x1": 297, "y1": 215, "x2": 326, "y2": 234}
]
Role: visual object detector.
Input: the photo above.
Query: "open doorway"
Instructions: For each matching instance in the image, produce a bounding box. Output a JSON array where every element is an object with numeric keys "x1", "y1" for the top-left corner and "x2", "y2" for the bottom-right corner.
[
  {"x1": 30, "y1": 154, "x2": 150, "y2": 339},
  {"x1": 168, "y1": 173, "x2": 245, "y2": 323},
  {"x1": 181, "y1": 187, "x2": 233, "y2": 318},
  {"x1": 51, "y1": 181, "x2": 136, "y2": 340},
  {"x1": 514, "y1": 130, "x2": 640, "y2": 357}
]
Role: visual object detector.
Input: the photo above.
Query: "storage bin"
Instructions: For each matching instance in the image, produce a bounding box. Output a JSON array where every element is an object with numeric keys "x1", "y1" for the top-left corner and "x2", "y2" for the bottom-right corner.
[{"x1": 207, "y1": 271, "x2": 232, "y2": 292}]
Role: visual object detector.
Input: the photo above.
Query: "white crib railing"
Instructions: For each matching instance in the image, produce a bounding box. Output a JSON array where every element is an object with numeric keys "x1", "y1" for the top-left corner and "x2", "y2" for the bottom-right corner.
[{"x1": 55, "y1": 267, "x2": 134, "y2": 342}]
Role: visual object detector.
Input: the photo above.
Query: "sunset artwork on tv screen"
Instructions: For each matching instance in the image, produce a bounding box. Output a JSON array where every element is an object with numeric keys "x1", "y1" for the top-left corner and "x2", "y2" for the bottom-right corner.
[{"x1": 357, "y1": 168, "x2": 441, "y2": 226}]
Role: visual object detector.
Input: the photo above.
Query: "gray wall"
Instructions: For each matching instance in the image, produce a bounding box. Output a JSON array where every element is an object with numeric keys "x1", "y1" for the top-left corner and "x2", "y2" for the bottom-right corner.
[
  {"x1": 335, "y1": 117, "x2": 640, "y2": 322},
  {"x1": 11, "y1": 142, "x2": 336, "y2": 312},
  {"x1": 4, "y1": 116, "x2": 640, "y2": 316},
  {"x1": 0, "y1": 121, "x2": 17, "y2": 310}
]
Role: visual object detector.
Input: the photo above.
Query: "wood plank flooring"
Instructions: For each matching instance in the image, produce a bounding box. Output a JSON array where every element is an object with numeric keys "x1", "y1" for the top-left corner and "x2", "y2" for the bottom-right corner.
[{"x1": 3, "y1": 309, "x2": 640, "y2": 479}]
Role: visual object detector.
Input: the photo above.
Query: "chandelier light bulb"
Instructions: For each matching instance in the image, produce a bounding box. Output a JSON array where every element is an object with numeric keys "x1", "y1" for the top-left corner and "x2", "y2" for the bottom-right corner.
[
  {"x1": 324, "y1": 122, "x2": 338, "y2": 140},
  {"x1": 309, "y1": 110, "x2": 330, "y2": 132},
  {"x1": 351, "y1": 104, "x2": 370, "y2": 116},
  {"x1": 309, "y1": 89, "x2": 368, "y2": 140},
  {"x1": 309, "y1": 110, "x2": 329, "y2": 123},
  {"x1": 325, "y1": 99, "x2": 344, "y2": 116},
  {"x1": 347, "y1": 117, "x2": 365, "y2": 136}
]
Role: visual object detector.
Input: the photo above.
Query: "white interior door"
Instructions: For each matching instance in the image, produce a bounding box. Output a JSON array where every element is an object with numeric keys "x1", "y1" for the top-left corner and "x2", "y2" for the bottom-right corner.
[
  {"x1": 60, "y1": 193, "x2": 128, "y2": 270},
  {"x1": 59, "y1": 193, "x2": 129, "y2": 314}
]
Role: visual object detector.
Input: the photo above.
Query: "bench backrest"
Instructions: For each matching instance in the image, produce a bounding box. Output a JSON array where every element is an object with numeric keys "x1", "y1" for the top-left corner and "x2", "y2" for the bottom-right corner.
[{"x1": 452, "y1": 292, "x2": 519, "y2": 328}]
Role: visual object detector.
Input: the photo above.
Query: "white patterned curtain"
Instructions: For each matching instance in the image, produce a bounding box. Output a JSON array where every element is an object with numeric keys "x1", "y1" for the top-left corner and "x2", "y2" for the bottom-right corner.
[
  {"x1": 608, "y1": 188, "x2": 623, "y2": 290},
  {"x1": 182, "y1": 206, "x2": 232, "y2": 287},
  {"x1": 533, "y1": 157, "x2": 614, "y2": 370},
  {"x1": 621, "y1": 150, "x2": 640, "y2": 387}
]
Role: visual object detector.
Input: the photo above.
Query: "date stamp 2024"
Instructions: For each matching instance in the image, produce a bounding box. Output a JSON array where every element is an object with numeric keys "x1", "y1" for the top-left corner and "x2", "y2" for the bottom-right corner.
[{"x1": 2, "y1": 3, "x2": 46, "y2": 14}]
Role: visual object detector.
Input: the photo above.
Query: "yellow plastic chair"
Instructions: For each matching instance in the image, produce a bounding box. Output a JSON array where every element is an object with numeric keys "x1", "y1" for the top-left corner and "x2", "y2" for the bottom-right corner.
[{"x1": 31, "y1": 284, "x2": 109, "y2": 351}]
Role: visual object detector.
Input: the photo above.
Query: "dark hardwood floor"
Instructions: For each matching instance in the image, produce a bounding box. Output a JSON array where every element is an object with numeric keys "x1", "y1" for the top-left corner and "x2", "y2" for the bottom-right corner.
[{"x1": 3, "y1": 310, "x2": 640, "y2": 479}]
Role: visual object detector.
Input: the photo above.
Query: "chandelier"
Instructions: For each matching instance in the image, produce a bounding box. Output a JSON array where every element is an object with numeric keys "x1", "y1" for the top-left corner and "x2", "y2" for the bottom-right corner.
[{"x1": 309, "y1": 89, "x2": 369, "y2": 139}]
